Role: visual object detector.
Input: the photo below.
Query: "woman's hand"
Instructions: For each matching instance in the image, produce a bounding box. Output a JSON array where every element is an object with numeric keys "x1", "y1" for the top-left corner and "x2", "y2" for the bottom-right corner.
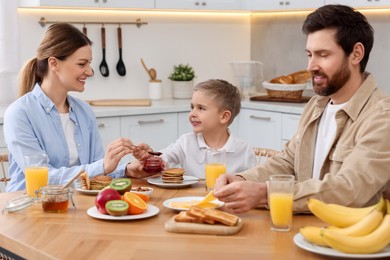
[
  {"x1": 125, "y1": 159, "x2": 156, "y2": 178},
  {"x1": 103, "y1": 138, "x2": 133, "y2": 174}
]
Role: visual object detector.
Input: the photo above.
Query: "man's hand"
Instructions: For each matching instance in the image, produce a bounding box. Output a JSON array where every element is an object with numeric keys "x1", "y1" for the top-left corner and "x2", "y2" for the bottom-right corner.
[{"x1": 213, "y1": 175, "x2": 267, "y2": 213}]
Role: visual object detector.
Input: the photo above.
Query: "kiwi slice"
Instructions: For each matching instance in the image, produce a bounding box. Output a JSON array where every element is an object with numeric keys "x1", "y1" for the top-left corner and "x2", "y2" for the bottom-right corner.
[
  {"x1": 109, "y1": 178, "x2": 132, "y2": 194},
  {"x1": 105, "y1": 200, "x2": 129, "y2": 216}
]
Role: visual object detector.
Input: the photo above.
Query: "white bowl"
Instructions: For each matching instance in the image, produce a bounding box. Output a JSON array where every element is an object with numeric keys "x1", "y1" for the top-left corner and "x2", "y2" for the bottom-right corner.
[
  {"x1": 262, "y1": 81, "x2": 307, "y2": 91},
  {"x1": 130, "y1": 186, "x2": 153, "y2": 197}
]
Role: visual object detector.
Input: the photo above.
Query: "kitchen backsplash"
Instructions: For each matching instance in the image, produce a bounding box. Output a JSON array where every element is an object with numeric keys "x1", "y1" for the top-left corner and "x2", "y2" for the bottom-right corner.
[
  {"x1": 16, "y1": 9, "x2": 251, "y2": 102},
  {"x1": 251, "y1": 11, "x2": 390, "y2": 94}
]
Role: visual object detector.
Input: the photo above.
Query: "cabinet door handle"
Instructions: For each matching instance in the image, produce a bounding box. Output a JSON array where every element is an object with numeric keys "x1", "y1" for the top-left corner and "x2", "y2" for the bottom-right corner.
[
  {"x1": 98, "y1": 123, "x2": 106, "y2": 128},
  {"x1": 201, "y1": 2, "x2": 206, "y2": 6},
  {"x1": 138, "y1": 119, "x2": 164, "y2": 125},
  {"x1": 250, "y1": 115, "x2": 271, "y2": 121},
  {"x1": 195, "y1": 2, "x2": 200, "y2": 6},
  {"x1": 94, "y1": 0, "x2": 99, "y2": 2}
]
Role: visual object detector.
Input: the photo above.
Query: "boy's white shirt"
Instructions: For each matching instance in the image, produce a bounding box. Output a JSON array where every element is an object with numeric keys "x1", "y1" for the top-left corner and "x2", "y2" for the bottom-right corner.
[{"x1": 160, "y1": 129, "x2": 257, "y2": 179}]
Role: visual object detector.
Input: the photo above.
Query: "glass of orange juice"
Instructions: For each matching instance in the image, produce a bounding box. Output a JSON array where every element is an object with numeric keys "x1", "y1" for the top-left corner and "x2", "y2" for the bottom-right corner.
[
  {"x1": 205, "y1": 148, "x2": 226, "y2": 191},
  {"x1": 24, "y1": 153, "x2": 49, "y2": 201},
  {"x1": 268, "y1": 175, "x2": 294, "y2": 232}
]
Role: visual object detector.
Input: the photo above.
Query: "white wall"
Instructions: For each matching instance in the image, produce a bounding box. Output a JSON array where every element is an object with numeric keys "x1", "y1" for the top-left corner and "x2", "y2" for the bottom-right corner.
[
  {"x1": 251, "y1": 11, "x2": 390, "y2": 93},
  {"x1": 17, "y1": 9, "x2": 251, "y2": 101}
]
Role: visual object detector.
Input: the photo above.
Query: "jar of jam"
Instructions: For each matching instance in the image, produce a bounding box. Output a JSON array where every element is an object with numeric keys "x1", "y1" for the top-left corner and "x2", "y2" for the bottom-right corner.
[
  {"x1": 143, "y1": 156, "x2": 163, "y2": 174},
  {"x1": 41, "y1": 185, "x2": 74, "y2": 213}
]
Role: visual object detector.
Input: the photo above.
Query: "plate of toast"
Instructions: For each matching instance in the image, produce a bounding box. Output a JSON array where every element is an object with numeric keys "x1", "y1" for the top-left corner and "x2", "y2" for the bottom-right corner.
[
  {"x1": 163, "y1": 196, "x2": 224, "y2": 211},
  {"x1": 165, "y1": 205, "x2": 243, "y2": 235},
  {"x1": 147, "y1": 175, "x2": 199, "y2": 188}
]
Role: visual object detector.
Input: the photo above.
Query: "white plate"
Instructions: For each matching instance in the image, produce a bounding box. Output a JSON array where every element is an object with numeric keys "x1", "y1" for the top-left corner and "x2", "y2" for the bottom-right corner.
[
  {"x1": 294, "y1": 233, "x2": 390, "y2": 258},
  {"x1": 75, "y1": 188, "x2": 100, "y2": 195},
  {"x1": 87, "y1": 204, "x2": 159, "y2": 220},
  {"x1": 147, "y1": 175, "x2": 199, "y2": 188},
  {"x1": 163, "y1": 196, "x2": 224, "y2": 211}
]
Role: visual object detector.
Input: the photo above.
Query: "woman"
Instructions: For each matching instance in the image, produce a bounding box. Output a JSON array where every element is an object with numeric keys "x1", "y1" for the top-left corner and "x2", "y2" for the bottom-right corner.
[{"x1": 4, "y1": 23, "x2": 149, "y2": 192}]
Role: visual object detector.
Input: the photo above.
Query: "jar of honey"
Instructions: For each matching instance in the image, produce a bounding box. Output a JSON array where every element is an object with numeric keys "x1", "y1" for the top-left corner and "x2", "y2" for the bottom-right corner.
[
  {"x1": 143, "y1": 156, "x2": 163, "y2": 174},
  {"x1": 41, "y1": 185, "x2": 74, "y2": 213}
]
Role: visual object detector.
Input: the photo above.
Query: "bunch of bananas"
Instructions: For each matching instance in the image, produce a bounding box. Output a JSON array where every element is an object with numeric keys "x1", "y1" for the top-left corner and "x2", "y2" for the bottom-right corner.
[{"x1": 300, "y1": 197, "x2": 390, "y2": 254}]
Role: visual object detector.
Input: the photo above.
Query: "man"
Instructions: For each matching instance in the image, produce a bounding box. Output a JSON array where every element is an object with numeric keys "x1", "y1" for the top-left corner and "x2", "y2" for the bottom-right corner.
[{"x1": 214, "y1": 5, "x2": 390, "y2": 213}]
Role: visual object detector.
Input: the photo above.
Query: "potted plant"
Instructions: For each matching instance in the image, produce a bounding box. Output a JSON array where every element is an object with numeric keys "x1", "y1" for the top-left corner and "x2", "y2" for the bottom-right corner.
[{"x1": 168, "y1": 63, "x2": 196, "y2": 99}]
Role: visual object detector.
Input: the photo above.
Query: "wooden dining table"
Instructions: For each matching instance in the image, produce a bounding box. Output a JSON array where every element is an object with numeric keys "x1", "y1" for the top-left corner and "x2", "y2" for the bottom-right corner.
[{"x1": 0, "y1": 178, "x2": 331, "y2": 260}]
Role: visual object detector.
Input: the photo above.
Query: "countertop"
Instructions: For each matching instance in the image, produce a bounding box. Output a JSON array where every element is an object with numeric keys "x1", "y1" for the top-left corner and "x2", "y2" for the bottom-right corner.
[
  {"x1": 0, "y1": 178, "x2": 329, "y2": 259},
  {"x1": 0, "y1": 98, "x2": 307, "y2": 124}
]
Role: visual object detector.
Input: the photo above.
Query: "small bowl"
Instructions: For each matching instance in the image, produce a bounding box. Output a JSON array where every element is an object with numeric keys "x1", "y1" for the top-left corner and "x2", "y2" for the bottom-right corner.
[
  {"x1": 130, "y1": 186, "x2": 154, "y2": 197},
  {"x1": 263, "y1": 81, "x2": 307, "y2": 99}
]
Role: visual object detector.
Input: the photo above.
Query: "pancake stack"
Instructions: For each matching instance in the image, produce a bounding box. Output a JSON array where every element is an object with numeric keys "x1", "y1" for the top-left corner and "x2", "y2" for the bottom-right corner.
[{"x1": 162, "y1": 168, "x2": 184, "y2": 184}]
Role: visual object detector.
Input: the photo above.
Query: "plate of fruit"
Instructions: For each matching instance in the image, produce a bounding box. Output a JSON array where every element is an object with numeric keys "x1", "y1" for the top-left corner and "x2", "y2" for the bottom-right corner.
[{"x1": 87, "y1": 186, "x2": 159, "y2": 220}]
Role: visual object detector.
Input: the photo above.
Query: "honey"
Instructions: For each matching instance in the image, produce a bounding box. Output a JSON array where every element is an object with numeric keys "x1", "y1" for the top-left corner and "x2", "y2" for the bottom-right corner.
[
  {"x1": 41, "y1": 185, "x2": 72, "y2": 213},
  {"x1": 42, "y1": 199, "x2": 69, "y2": 213}
]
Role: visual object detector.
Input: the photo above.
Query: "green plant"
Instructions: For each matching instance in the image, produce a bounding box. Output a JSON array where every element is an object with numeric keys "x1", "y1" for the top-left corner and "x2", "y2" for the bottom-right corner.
[{"x1": 168, "y1": 64, "x2": 196, "y2": 81}]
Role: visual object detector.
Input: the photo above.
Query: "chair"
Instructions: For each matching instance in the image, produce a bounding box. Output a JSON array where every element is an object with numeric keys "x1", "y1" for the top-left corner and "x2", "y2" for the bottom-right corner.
[
  {"x1": 253, "y1": 148, "x2": 280, "y2": 165},
  {"x1": 0, "y1": 154, "x2": 10, "y2": 192}
]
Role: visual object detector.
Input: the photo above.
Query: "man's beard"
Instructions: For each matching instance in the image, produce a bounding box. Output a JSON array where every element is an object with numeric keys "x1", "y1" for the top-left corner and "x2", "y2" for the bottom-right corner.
[{"x1": 313, "y1": 59, "x2": 350, "y2": 97}]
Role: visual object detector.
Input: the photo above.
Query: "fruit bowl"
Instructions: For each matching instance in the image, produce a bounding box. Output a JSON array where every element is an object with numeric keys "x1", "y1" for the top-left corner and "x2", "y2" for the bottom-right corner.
[
  {"x1": 263, "y1": 81, "x2": 307, "y2": 99},
  {"x1": 131, "y1": 186, "x2": 153, "y2": 197}
]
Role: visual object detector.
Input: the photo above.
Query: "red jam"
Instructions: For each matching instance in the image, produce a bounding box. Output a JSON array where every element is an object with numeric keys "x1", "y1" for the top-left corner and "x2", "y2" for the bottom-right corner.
[{"x1": 143, "y1": 156, "x2": 163, "y2": 173}]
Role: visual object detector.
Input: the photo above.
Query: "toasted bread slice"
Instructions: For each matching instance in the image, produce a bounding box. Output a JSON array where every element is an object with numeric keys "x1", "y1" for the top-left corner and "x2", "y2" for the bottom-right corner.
[
  {"x1": 187, "y1": 206, "x2": 215, "y2": 224},
  {"x1": 174, "y1": 211, "x2": 204, "y2": 224},
  {"x1": 204, "y1": 208, "x2": 239, "y2": 226}
]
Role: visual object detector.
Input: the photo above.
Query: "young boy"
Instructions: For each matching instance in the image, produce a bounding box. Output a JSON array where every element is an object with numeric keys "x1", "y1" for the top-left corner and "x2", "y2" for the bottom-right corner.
[{"x1": 130, "y1": 79, "x2": 256, "y2": 179}]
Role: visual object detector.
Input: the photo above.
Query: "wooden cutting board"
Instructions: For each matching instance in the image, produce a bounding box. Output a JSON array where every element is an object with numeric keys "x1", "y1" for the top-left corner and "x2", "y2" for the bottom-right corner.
[
  {"x1": 86, "y1": 99, "x2": 152, "y2": 106},
  {"x1": 164, "y1": 217, "x2": 243, "y2": 235},
  {"x1": 250, "y1": 95, "x2": 311, "y2": 103}
]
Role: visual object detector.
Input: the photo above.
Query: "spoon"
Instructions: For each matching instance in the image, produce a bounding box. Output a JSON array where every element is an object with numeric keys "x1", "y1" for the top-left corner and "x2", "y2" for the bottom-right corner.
[
  {"x1": 61, "y1": 169, "x2": 85, "y2": 191},
  {"x1": 82, "y1": 23, "x2": 87, "y2": 35},
  {"x1": 196, "y1": 191, "x2": 216, "y2": 206},
  {"x1": 116, "y1": 26, "x2": 126, "y2": 76},
  {"x1": 140, "y1": 58, "x2": 155, "y2": 80},
  {"x1": 99, "y1": 26, "x2": 109, "y2": 77},
  {"x1": 131, "y1": 145, "x2": 162, "y2": 156}
]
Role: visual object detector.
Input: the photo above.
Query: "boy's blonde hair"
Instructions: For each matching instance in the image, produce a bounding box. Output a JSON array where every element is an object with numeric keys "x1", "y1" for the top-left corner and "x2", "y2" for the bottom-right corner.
[{"x1": 194, "y1": 79, "x2": 242, "y2": 126}]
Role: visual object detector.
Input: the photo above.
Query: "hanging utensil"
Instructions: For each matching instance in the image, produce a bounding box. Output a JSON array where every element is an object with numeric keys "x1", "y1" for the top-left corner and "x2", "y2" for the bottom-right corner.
[
  {"x1": 99, "y1": 25, "x2": 109, "y2": 77},
  {"x1": 116, "y1": 25, "x2": 126, "y2": 76},
  {"x1": 82, "y1": 23, "x2": 87, "y2": 35}
]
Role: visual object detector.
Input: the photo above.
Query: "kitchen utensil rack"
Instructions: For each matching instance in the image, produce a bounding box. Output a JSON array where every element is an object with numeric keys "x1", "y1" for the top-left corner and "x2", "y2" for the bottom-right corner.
[{"x1": 38, "y1": 17, "x2": 148, "y2": 28}]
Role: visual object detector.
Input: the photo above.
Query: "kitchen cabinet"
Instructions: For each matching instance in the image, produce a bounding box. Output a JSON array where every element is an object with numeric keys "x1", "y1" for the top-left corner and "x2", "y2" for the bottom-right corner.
[
  {"x1": 19, "y1": 0, "x2": 154, "y2": 9},
  {"x1": 324, "y1": 0, "x2": 390, "y2": 7},
  {"x1": 281, "y1": 113, "x2": 300, "y2": 146},
  {"x1": 0, "y1": 124, "x2": 6, "y2": 154},
  {"x1": 238, "y1": 109, "x2": 282, "y2": 151},
  {"x1": 238, "y1": 108, "x2": 300, "y2": 151},
  {"x1": 248, "y1": 0, "x2": 323, "y2": 11},
  {"x1": 120, "y1": 113, "x2": 178, "y2": 151},
  {"x1": 155, "y1": 0, "x2": 242, "y2": 10},
  {"x1": 96, "y1": 117, "x2": 121, "y2": 152}
]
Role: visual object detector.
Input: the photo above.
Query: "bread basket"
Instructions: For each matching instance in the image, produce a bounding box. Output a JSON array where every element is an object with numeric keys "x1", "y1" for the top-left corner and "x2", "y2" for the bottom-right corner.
[{"x1": 262, "y1": 81, "x2": 307, "y2": 100}]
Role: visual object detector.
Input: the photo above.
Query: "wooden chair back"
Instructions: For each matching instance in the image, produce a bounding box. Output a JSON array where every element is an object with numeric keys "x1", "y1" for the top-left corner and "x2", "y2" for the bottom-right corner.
[
  {"x1": 0, "y1": 154, "x2": 10, "y2": 191},
  {"x1": 253, "y1": 148, "x2": 280, "y2": 165}
]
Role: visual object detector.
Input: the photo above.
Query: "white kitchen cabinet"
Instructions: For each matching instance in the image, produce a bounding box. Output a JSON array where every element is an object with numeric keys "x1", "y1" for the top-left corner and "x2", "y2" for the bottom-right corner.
[
  {"x1": 238, "y1": 109, "x2": 283, "y2": 151},
  {"x1": 281, "y1": 113, "x2": 300, "y2": 146},
  {"x1": 19, "y1": 0, "x2": 154, "y2": 9},
  {"x1": 120, "y1": 113, "x2": 178, "y2": 151},
  {"x1": 0, "y1": 124, "x2": 7, "y2": 154},
  {"x1": 96, "y1": 117, "x2": 121, "y2": 152},
  {"x1": 249, "y1": 0, "x2": 323, "y2": 11},
  {"x1": 155, "y1": 0, "x2": 242, "y2": 10},
  {"x1": 177, "y1": 112, "x2": 192, "y2": 137},
  {"x1": 324, "y1": 0, "x2": 390, "y2": 7}
]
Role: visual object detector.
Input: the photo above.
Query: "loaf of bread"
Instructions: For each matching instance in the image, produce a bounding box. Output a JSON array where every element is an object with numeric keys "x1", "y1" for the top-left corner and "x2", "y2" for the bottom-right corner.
[{"x1": 270, "y1": 70, "x2": 311, "y2": 84}]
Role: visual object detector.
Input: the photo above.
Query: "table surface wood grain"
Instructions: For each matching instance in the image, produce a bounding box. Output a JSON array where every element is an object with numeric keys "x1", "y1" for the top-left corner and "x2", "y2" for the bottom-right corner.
[{"x1": 0, "y1": 179, "x2": 330, "y2": 260}]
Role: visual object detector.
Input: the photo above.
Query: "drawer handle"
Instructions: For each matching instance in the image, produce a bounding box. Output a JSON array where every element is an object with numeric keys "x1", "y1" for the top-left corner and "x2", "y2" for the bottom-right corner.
[
  {"x1": 250, "y1": 115, "x2": 271, "y2": 121},
  {"x1": 138, "y1": 119, "x2": 164, "y2": 125},
  {"x1": 97, "y1": 123, "x2": 106, "y2": 128}
]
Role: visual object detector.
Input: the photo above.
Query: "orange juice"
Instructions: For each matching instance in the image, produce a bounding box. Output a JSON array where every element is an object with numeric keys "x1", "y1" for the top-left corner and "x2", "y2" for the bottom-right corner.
[
  {"x1": 25, "y1": 166, "x2": 48, "y2": 198},
  {"x1": 205, "y1": 163, "x2": 226, "y2": 190},
  {"x1": 269, "y1": 192, "x2": 293, "y2": 227}
]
